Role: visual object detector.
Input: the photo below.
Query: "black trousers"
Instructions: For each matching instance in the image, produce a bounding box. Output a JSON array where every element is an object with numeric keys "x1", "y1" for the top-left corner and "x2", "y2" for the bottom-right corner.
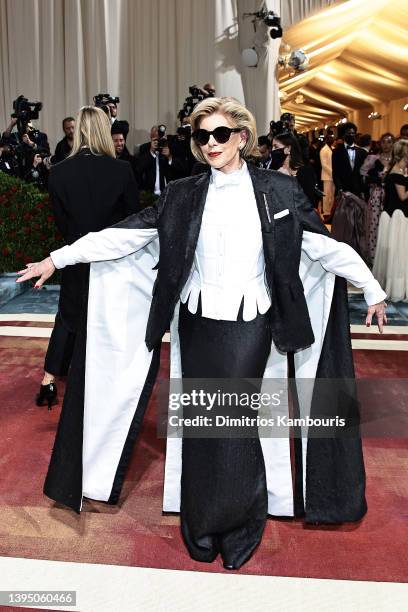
[
  {"x1": 178, "y1": 300, "x2": 272, "y2": 569},
  {"x1": 44, "y1": 264, "x2": 89, "y2": 376}
]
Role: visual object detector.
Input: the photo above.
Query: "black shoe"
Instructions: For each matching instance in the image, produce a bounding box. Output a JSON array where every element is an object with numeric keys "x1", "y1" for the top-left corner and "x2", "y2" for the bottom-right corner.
[
  {"x1": 36, "y1": 382, "x2": 58, "y2": 410},
  {"x1": 223, "y1": 563, "x2": 237, "y2": 570}
]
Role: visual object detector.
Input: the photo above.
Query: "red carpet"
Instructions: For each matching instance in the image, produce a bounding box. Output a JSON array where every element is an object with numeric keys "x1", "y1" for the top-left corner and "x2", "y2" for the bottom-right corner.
[{"x1": 0, "y1": 336, "x2": 407, "y2": 581}]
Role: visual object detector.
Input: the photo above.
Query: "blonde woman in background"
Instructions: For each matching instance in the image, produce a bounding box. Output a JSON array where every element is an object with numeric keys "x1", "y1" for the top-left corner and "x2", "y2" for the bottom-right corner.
[{"x1": 35, "y1": 106, "x2": 139, "y2": 408}]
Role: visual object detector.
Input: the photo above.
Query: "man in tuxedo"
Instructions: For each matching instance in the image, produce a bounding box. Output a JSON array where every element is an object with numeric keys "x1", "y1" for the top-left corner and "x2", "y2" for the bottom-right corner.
[
  {"x1": 52, "y1": 117, "x2": 75, "y2": 164},
  {"x1": 136, "y1": 125, "x2": 185, "y2": 194},
  {"x1": 332, "y1": 122, "x2": 367, "y2": 196}
]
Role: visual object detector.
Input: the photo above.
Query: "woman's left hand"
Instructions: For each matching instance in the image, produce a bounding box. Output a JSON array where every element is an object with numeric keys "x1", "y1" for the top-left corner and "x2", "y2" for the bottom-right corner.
[
  {"x1": 366, "y1": 301, "x2": 387, "y2": 333},
  {"x1": 16, "y1": 256, "x2": 56, "y2": 287}
]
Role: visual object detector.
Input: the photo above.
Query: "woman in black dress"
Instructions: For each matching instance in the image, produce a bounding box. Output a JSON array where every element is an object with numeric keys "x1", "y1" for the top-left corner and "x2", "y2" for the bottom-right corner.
[
  {"x1": 373, "y1": 139, "x2": 408, "y2": 301},
  {"x1": 36, "y1": 106, "x2": 140, "y2": 408}
]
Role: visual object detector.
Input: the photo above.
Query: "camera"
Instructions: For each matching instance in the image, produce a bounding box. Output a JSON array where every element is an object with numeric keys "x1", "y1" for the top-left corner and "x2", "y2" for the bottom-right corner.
[
  {"x1": 12, "y1": 95, "x2": 43, "y2": 134},
  {"x1": 93, "y1": 93, "x2": 120, "y2": 116},
  {"x1": 189, "y1": 86, "x2": 205, "y2": 101},
  {"x1": 177, "y1": 85, "x2": 215, "y2": 123},
  {"x1": 35, "y1": 147, "x2": 51, "y2": 161},
  {"x1": 280, "y1": 113, "x2": 295, "y2": 131},
  {"x1": 157, "y1": 124, "x2": 167, "y2": 151},
  {"x1": 269, "y1": 120, "x2": 287, "y2": 138}
]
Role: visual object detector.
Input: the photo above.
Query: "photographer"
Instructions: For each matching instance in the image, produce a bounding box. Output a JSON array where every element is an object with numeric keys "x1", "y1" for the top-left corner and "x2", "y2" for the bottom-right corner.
[
  {"x1": 24, "y1": 149, "x2": 49, "y2": 191},
  {"x1": 137, "y1": 125, "x2": 185, "y2": 194},
  {"x1": 171, "y1": 116, "x2": 196, "y2": 177},
  {"x1": 94, "y1": 94, "x2": 130, "y2": 136},
  {"x1": 52, "y1": 117, "x2": 75, "y2": 164},
  {"x1": 0, "y1": 138, "x2": 17, "y2": 176},
  {"x1": 270, "y1": 113, "x2": 309, "y2": 162},
  {"x1": 2, "y1": 96, "x2": 50, "y2": 179}
]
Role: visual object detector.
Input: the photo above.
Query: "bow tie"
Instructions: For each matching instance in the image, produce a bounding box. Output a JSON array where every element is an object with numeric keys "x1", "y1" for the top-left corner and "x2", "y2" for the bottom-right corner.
[
  {"x1": 347, "y1": 145, "x2": 355, "y2": 150},
  {"x1": 212, "y1": 170, "x2": 242, "y2": 189}
]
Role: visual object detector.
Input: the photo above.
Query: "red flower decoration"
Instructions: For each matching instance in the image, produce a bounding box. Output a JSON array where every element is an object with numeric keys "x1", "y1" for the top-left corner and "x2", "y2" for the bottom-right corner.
[
  {"x1": 23, "y1": 226, "x2": 30, "y2": 234},
  {"x1": 2, "y1": 247, "x2": 10, "y2": 256}
]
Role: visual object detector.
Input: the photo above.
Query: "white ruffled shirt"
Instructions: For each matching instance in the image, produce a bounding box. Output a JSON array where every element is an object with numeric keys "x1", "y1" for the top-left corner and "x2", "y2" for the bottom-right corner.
[{"x1": 180, "y1": 161, "x2": 270, "y2": 321}]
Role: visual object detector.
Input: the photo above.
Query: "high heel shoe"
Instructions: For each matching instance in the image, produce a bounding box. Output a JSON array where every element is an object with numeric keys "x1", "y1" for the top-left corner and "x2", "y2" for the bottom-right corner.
[{"x1": 36, "y1": 382, "x2": 58, "y2": 410}]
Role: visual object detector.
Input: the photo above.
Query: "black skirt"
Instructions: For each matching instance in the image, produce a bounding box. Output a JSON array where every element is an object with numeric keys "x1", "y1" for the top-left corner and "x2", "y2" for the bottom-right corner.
[{"x1": 178, "y1": 299, "x2": 272, "y2": 569}]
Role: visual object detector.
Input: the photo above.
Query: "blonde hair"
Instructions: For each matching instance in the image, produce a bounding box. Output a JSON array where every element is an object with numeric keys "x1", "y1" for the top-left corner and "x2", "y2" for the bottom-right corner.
[
  {"x1": 391, "y1": 139, "x2": 408, "y2": 166},
  {"x1": 190, "y1": 96, "x2": 259, "y2": 163},
  {"x1": 70, "y1": 106, "x2": 115, "y2": 158}
]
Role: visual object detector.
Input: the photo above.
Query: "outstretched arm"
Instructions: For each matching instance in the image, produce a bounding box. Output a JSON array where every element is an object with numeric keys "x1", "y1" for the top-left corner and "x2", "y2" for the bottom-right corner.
[
  {"x1": 16, "y1": 184, "x2": 170, "y2": 287},
  {"x1": 302, "y1": 230, "x2": 387, "y2": 332},
  {"x1": 294, "y1": 181, "x2": 387, "y2": 332}
]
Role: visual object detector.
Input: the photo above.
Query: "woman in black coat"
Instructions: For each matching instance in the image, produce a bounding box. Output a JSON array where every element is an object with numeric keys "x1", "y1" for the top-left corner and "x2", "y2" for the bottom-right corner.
[
  {"x1": 36, "y1": 106, "x2": 140, "y2": 408},
  {"x1": 18, "y1": 98, "x2": 386, "y2": 570}
]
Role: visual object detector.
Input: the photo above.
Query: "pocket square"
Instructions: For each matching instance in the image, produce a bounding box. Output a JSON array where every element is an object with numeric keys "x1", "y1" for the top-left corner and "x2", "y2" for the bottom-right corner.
[{"x1": 274, "y1": 209, "x2": 290, "y2": 219}]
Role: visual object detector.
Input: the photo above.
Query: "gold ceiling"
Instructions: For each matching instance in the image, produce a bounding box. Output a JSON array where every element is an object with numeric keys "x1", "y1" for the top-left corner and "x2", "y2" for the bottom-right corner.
[{"x1": 279, "y1": 0, "x2": 408, "y2": 131}]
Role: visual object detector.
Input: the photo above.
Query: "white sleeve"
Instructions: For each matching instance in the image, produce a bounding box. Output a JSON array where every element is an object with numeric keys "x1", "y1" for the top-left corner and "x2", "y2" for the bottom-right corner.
[
  {"x1": 302, "y1": 231, "x2": 387, "y2": 306},
  {"x1": 50, "y1": 227, "x2": 158, "y2": 269}
]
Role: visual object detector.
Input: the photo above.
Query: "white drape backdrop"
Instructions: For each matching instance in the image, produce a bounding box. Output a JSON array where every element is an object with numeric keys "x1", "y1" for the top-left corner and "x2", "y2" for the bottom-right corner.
[{"x1": 0, "y1": 0, "x2": 335, "y2": 151}]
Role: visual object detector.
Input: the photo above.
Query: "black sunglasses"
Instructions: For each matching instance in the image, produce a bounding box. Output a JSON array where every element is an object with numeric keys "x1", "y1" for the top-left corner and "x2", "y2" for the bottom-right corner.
[{"x1": 192, "y1": 126, "x2": 241, "y2": 146}]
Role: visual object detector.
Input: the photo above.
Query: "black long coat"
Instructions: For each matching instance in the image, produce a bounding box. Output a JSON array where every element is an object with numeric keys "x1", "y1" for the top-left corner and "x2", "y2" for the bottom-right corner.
[{"x1": 45, "y1": 150, "x2": 140, "y2": 374}]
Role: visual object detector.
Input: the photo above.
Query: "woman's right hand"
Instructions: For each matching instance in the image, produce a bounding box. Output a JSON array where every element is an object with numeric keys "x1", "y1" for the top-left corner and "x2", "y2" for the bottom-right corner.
[{"x1": 16, "y1": 256, "x2": 56, "y2": 288}]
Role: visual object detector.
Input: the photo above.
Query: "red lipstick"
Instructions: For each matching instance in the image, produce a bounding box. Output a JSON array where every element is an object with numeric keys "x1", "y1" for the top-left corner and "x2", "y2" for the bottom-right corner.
[{"x1": 208, "y1": 152, "x2": 221, "y2": 158}]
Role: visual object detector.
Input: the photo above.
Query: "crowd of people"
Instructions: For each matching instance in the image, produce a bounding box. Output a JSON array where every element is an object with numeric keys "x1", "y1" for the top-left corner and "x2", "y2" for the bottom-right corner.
[
  {"x1": 254, "y1": 117, "x2": 408, "y2": 302},
  {"x1": 1, "y1": 90, "x2": 407, "y2": 302}
]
